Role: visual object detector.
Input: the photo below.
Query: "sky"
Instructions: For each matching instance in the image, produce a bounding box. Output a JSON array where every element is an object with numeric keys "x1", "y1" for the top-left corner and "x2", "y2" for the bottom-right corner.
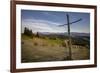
[{"x1": 21, "y1": 9, "x2": 90, "y2": 33}]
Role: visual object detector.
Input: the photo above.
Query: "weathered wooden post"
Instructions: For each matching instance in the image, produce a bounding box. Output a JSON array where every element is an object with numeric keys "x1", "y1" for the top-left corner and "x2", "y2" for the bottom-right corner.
[{"x1": 66, "y1": 14, "x2": 72, "y2": 60}]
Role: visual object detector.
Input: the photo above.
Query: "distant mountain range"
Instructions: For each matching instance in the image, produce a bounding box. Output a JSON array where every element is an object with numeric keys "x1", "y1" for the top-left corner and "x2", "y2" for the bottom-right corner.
[{"x1": 36, "y1": 32, "x2": 90, "y2": 37}]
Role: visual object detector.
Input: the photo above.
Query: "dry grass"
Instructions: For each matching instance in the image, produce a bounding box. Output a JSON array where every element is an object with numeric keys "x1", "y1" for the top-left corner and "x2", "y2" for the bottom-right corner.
[{"x1": 21, "y1": 35, "x2": 90, "y2": 63}]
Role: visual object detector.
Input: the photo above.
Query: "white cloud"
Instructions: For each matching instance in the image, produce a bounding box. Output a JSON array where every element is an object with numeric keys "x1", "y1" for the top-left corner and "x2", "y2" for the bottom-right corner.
[
  {"x1": 42, "y1": 12, "x2": 59, "y2": 18},
  {"x1": 22, "y1": 19, "x2": 67, "y2": 33}
]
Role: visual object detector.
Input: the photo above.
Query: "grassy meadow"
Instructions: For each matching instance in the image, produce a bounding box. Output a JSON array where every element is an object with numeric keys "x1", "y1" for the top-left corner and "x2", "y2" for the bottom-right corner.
[{"x1": 21, "y1": 33, "x2": 90, "y2": 63}]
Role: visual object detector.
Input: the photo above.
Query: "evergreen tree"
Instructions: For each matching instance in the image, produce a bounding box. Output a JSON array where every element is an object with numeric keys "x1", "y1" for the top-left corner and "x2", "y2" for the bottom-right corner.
[{"x1": 24, "y1": 27, "x2": 33, "y2": 38}]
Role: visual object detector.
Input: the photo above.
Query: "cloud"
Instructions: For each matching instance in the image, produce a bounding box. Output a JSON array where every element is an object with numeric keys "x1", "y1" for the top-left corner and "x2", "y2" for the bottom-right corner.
[
  {"x1": 42, "y1": 12, "x2": 59, "y2": 18},
  {"x1": 22, "y1": 18, "x2": 67, "y2": 33}
]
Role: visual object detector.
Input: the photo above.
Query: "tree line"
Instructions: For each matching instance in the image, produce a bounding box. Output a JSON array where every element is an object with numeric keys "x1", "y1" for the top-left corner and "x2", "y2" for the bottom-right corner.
[{"x1": 24, "y1": 27, "x2": 39, "y2": 38}]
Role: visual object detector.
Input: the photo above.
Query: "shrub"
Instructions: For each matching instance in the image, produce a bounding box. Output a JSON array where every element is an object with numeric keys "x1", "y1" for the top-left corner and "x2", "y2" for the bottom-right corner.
[
  {"x1": 61, "y1": 42, "x2": 66, "y2": 47},
  {"x1": 34, "y1": 42, "x2": 38, "y2": 46}
]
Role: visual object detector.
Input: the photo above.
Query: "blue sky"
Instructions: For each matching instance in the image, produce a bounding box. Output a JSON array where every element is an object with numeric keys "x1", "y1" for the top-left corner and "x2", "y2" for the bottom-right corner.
[{"x1": 21, "y1": 10, "x2": 90, "y2": 33}]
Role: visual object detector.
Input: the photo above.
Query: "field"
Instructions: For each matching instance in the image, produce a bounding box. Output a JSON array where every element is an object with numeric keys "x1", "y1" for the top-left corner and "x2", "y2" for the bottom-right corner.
[{"x1": 21, "y1": 33, "x2": 90, "y2": 63}]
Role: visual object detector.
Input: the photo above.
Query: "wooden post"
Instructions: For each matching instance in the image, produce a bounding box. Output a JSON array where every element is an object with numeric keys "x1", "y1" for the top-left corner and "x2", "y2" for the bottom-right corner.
[{"x1": 67, "y1": 14, "x2": 72, "y2": 60}]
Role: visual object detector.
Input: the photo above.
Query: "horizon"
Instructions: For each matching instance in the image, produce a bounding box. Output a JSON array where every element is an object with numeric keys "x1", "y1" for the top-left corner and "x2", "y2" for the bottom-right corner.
[{"x1": 22, "y1": 27, "x2": 90, "y2": 34}]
